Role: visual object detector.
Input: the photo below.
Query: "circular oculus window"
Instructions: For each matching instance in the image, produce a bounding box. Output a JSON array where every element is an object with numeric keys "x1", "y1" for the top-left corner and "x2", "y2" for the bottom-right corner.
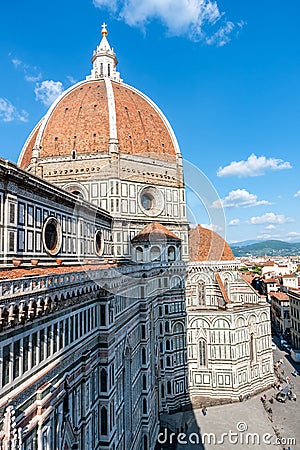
[
  {"x1": 42, "y1": 217, "x2": 62, "y2": 256},
  {"x1": 139, "y1": 186, "x2": 164, "y2": 216},
  {"x1": 94, "y1": 230, "x2": 104, "y2": 257}
]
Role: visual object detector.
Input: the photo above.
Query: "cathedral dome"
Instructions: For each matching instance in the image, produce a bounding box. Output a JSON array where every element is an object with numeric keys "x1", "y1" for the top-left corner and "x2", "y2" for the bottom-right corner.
[
  {"x1": 189, "y1": 224, "x2": 235, "y2": 262},
  {"x1": 18, "y1": 25, "x2": 180, "y2": 170}
]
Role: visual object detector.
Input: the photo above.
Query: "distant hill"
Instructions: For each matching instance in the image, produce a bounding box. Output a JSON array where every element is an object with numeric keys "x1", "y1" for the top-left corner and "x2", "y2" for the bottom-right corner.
[
  {"x1": 231, "y1": 240, "x2": 300, "y2": 257},
  {"x1": 230, "y1": 239, "x2": 261, "y2": 247}
]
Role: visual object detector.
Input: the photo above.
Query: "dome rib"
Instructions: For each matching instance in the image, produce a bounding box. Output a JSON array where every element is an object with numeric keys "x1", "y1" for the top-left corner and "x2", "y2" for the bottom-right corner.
[
  {"x1": 18, "y1": 79, "x2": 181, "y2": 169},
  {"x1": 104, "y1": 77, "x2": 118, "y2": 141},
  {"x1": 18, "y1": 119, "x2": 43, "y2": 168}
]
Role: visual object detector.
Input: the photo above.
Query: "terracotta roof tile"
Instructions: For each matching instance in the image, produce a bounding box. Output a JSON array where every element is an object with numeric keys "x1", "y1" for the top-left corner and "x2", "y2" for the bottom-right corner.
[
  {"x1": 0, "y1": 263, "x2": 117, "y2": 281},
  {"x1": 262, "y1": 278, "x2": 277, "y2": 283},
  {"x1": 112, "y1": 82, "x2": 176, "y2": 161},
  {"x1": 189, "y1": 225, "x2": 235, "y2": 262},
  {"x1": 215, "y1": 273, "x2": 231, "y2": 303},
  {"x1": 271, "y1": 292, "x2": 289, "y2": 302},
  {"x1": 241, "y1": 274, "x2": 257, "y2": 284},
  {"x1": 131, "y1": 222, "x2": 180, "y2": 243},
  {"x1": 19, "y1": 80, "x2": 177, "y2": 168}
]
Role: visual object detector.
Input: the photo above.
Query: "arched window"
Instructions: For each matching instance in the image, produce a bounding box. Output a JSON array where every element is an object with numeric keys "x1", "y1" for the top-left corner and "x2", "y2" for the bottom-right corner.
[
  {"x1": 166, "y1": 356, "x2": 171, "y2": 367},
  {"x1": 142, "y1": 348, "x2": 146, "y2": 365},
  {"x1": 173, "y1": 322, "x2": 184, "y2": 350},
  {"x1": 198, "y1": 339, "x2": 207, "y2": 367},
  {"x1": 165, "y1": 321, "x2": 170, "y2": 333},
  {"x1": 159, "y1": 323, "x2": 163, "y2": 335},
  {"x1": 108, "y1": 64, "x2": 111, "y2": 77},
  {"x1": 71, "y1": 190, "x2": 84, "y2": 200},
  {"x1": 171, "y1": 276, "x2": 182, "y2": 289},
  {"x1": 250, "y1": 333, "x2": 255, "y2": 362},
  {"x1": 166, "y1": 340, "x2": 170, "y2": 351},
  {"x1": 150, "y1": 246, "x2": 161, "y2": 262},
  {"x1": 136, "y1": 247, "x2": 143, "y2": 263},
  {"x1": 198, "y1": 282, "x2": 205, "y2": 306},
  {"x1": 161, "y1": 383, "x2": 165, "y2": 398},
  {"x1": 143, "y1": 435, "x2": 148, "y2": 450},
  {"x1": 142, "y1": 398, "x2": 147, "y2": 414},
  {"x1": 101, "y1": 407, "x2": 108, "y2": 435},
  {"x1": 160, "y1": 342, "x2": 163, "y2": 353},
  {"x1": 224, "y1": 278, "x2": 230, "y2": 296},
  {"x1": 167, "y1": 380, "x2": 172, "y2": 395},
  {"x1": 160, "y1": 358, "x2": 164, "y2": 370},
  {"x1": 164, "y1": 305, "x2": 169, "y2": 315},
  {"x1": 142, "y1": 374, "x2": 147, "y2": 390},
  {"x1": 100, "y1": 63, "x2": 103, "y2": 75},
  {"x1": 100, "y1": 369, "x2": 107, "y2": 392},
  {"x1": 167, "y1": 246, "x2": 176, "y2": 262}
]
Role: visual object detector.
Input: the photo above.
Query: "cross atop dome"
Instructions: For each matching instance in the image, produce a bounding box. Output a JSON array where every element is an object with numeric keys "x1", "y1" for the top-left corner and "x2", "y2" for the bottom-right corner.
[
  {"x1": 86, "y1": 24, "x2": 123, "y2": 82},
  {"x1": 101, "y1": 22, "x2": 108, "y2": 37}
]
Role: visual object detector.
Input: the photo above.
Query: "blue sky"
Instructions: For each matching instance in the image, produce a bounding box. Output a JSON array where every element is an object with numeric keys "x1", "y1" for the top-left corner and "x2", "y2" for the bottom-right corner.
[{"x1": 1, "y1": 0, "x2": 300, "y2": 244}]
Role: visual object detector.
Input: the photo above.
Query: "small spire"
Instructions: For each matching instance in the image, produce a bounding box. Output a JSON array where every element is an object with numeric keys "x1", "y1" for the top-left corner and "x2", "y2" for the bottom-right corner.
[
  {"x1": 101, "y1": 22, "x2": 108, "y2": 37},
  {"x1": 86, "y1": 24, "x2": 123, "y2": 82}
]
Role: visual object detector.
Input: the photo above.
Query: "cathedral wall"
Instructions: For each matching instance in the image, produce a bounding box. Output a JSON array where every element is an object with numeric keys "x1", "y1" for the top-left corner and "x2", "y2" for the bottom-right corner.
[
  {"x1": 0, "y1": 160, "x2": 113, "y2": 267},
  {"x1": 0, "y1": 256, "x2": 188, "y2": 449},
  {"x1": 185, "y1": 264, "x2": 275, "y2": 403},
  {"x1": 36, "y1": 151, "x2": 190, "y2": 261}
]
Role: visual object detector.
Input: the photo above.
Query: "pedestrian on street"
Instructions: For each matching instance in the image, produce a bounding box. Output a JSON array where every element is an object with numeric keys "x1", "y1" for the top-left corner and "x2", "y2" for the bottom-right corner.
[{"x1": 202, "y1": 406, "x2": 207, "y2": 416}]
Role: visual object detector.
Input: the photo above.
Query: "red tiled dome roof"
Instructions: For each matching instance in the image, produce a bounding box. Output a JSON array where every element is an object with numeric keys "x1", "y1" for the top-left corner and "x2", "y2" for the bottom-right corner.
[
  {"x1": 18, "y1": 79, "x2": 179, "y2": 169},
  {"x1": 189, "y1": 225, "x2": 235, "y2": 262},
  {"x1": 132, "y1": 222, "x2": 181, "y2": 243}
]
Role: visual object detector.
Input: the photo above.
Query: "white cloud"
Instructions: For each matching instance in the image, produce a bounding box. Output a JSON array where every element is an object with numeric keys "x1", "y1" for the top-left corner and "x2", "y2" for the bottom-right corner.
[
  {"x1": 228, "y1": 218, "x2": 240, "y2": 226},
  {"x1": 294, "y1": 190, "x2": 300, "y2": 198},
  {"x1": 205, "y1": 21, "x2": 235, "y2": 47},
  {"x1": 265, "y1": 224, "x2": 276, "y2": 230},
  {"x1": 256, "y1": 233, "x2": 280, "y2": 240},
  {"x1": 11, "y1": 58, "x2": 22, "y2": 67},
  {"x1": 0, "y1": 98, "x2": 28, "y2": 122},
  {"x1": 34, "y1": 80, "x2": 64, "y2": 106},
  {"x1": 212, "y1": 188, "x2": 271, "y2": 209},
  {"x1": 94, "y1": 0, "x2": 242, "y2": 45},
  {"x1": 217, "y1": 153, "x2": 292, "y2": 177},
  {"x1": 93, "y1": 0, "x2": 118, "y2": 11},
  {"x1": 11, "y1": 57, "x2": 42, "y2": 83},
  {"x1": 248, "y1": 212, "x2": 294, "y2": 225},
  {"x1": 25, "y1": 74, "x2": 42, "y2": 82},
  {"x1": 201, "y1": 223, "x2": 223, "y2": 232},
  {"x1": 287, "y1": 232, "x2": 300, "y2": 237},
  {"x1": 67, "y1": 75, "x2": 77, "y2": 85}
]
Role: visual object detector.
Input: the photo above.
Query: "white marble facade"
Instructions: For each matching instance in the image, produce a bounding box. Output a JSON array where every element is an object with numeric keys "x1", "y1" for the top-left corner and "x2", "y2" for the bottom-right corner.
[{"x1": 186, "y1": 262, "x2": 274, "y2": 404}]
